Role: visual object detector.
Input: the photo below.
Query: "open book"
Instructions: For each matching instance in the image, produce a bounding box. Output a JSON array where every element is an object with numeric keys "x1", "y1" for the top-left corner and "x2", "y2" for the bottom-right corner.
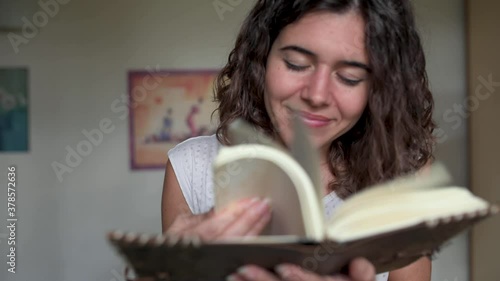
[{"x1": 108, "y1": 119, "x2": 498, "y2": 281}]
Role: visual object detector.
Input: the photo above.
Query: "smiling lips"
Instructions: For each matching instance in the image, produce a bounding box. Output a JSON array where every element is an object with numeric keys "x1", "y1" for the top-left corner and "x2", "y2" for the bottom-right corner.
[{"x1": 298, "y1": 111, "x2": 333, "y2": 128}]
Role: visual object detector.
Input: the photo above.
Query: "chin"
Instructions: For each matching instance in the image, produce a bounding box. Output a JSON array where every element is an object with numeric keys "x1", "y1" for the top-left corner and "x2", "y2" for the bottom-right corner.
[{"x1": 312, "y1": 138, "x2": 331, "y2": 151}]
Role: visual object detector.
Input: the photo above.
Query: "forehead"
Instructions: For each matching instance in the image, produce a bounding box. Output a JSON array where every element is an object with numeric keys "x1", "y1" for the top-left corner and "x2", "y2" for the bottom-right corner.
[{"x1": 274, "y1": 10, "x2": 368, "y2": 63}]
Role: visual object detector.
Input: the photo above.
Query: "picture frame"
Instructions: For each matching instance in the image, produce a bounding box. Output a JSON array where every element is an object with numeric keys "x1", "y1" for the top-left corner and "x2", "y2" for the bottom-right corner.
[
  {"x1": 0, "y1": 68, "x2": 29, "y2": 152},
  {"x1": 128, "y1": 69, "x2": 219, "y2": 170}
]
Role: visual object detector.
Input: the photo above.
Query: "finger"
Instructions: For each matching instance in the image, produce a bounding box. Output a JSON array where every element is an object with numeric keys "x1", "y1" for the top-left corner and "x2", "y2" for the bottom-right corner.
[
  {"x1": 235, "y1": 265, "x2": 281, "y2": 281},
  {"x1": 275, "y1": 264, "x2": 322, "y2": 281},
  {"x1": 275, "y1": 264, "x2": 348, "y2": 281},
  {"x1": 348, "y1": 258, "x2": 376, "y2": 281},
  {"x1": 226, "y1": 273, "x2": 246, "y2": 281},
  {"x1": 193, "y1": 198, "x2": 260, "y2": 240},
  {"x1": 244, "y1": 209, "x2": 272, "y2": 237},
  {"x1": 166, "y1": 210, "x2": 214, "y2": 235},
  {"x1": 223, "y1": 198, "x2": 272, "y2": 237}
]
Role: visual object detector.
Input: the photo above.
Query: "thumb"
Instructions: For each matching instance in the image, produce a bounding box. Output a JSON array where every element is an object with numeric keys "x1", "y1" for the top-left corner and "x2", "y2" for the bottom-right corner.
[{"x1": 349, "y1": 258, "x2": 376, "y2": 281}]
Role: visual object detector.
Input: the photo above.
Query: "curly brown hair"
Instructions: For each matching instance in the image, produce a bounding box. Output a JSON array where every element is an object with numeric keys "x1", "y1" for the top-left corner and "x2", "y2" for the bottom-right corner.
[{"x1": 213, "y1": 0, "x2": 435, "y2": 199}]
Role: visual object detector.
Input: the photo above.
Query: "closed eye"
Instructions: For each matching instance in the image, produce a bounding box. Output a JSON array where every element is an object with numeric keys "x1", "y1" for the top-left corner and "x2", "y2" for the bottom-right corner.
[
  {"x1": 337, "y1": 74, "x2": 363, "y2": 86},
  {"x1": 284, "y1": 60, "x2": 309, "y2": 72}
]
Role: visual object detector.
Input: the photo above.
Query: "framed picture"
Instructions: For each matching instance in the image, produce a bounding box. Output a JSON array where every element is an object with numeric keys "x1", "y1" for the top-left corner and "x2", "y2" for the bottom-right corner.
[
  {"x1": 128, "y1": 69, "x2": 219, "y2": 170},
  {"x1": 0, "y1": 68, "x2": 29, "y2": 152}
]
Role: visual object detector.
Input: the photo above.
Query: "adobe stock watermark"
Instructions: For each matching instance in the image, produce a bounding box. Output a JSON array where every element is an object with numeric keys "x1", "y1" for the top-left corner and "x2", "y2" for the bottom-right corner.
[
  {"x1": 435, "y1": 74, "x2": 499, "y2": 144},
  {"x1": 213, "y1": 0, "x2": 243, "y2": 21},
  {"x1": 51, "y1": 65, "x2": 165, "y2": 182},
  {"x1": 109, "y1": 268, "x2": 126, "y2": 281},
  {"x1": 8, "y1": 0, "x2": 72, "y2": 54}
]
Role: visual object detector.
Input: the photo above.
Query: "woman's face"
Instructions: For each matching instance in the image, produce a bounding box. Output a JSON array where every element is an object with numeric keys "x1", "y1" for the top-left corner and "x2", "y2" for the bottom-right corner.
[{"x1": 264, "y1": 10, "x2": 370, "y2": 156}]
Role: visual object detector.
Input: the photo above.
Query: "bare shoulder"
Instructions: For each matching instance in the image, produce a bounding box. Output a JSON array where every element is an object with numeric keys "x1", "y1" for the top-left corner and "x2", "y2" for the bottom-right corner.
[
  {"x1": 161, "y1": 160, "x2": 191, "y2": 232},
  {"x1": 161, "y1": 134, "x2": 219, "y2": 232}
]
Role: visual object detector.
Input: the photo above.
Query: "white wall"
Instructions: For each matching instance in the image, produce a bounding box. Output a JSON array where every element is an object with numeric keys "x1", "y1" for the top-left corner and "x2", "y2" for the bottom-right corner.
[
  {"x1": 0, "y1": 1, "x2": 256, "y2": 280},
  {"x1": 0, "y1": 0, "x2": 468, "y2": 280}
]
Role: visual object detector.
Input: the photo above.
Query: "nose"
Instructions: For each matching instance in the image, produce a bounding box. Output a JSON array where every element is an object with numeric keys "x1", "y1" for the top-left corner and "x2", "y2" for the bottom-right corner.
[{"x1": 301, "y1": 68, "x2": 332, "y2": 107}]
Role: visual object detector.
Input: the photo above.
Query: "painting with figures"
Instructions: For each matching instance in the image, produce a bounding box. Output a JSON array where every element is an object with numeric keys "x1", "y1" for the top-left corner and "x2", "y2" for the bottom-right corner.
[{"x1": 129, "y1": 70, "x2": 219, "y2": 170}]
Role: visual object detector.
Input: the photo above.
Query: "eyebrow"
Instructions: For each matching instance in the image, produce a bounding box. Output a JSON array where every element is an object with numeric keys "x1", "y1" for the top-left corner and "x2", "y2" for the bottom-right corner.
[
  {"x1": 280, "y1": 45, "x2": 316, "y2": 57},
  {"x1": 279, "y1": 45, "x2": 372, "y2": 73},
  {"x1": 340, "y1": 60, "x2": 372, "y2": 73}
]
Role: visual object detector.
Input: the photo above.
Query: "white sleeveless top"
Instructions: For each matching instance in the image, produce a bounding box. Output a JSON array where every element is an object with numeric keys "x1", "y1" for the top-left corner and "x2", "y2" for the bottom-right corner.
[{"x1": 168, "y1": 135, "x2": 389, "y2": 281}]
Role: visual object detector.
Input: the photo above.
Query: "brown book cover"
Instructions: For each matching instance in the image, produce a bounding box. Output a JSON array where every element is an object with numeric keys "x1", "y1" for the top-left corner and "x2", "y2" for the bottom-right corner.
[{"x1": 108, "y1": 205, "x2": 497, "y2": 280}]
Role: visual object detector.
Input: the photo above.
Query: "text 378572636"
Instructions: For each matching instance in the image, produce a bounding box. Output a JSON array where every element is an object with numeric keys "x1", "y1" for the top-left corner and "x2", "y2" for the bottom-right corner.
[{"x1": 7, "y1": 166, "x2": 17, "y2": 274}]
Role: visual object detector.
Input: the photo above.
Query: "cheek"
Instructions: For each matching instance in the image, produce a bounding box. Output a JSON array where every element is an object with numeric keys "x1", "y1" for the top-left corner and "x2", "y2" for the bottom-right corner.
[
  {"x1": 265, "y1": 73, "x2": 290, "y2": 121},
  {"x1": 336, "y1": 88, "x2": 369, "y2": 119},
  {"x1": 265, "y1": 60, "x2": 300, "y2": 103},
  {"x1": 264, "y1": 63, "x2": 299, "y2": 141}
]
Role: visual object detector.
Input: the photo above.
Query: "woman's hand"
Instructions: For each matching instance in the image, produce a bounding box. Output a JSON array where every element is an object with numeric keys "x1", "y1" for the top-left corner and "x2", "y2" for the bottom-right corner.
[
  {"x1": 226, "y1": 258, "x2": 377, "y2": 281},
  {"x1": 131, "y1": 198, "x2": 271, "y2": 281},
  {"x1": 142, "y1": 196, "x2": 377, "y2": 281},
  {"x1": 166, "y1": 197, "x2": 272, "y2": 241},
  {"x1": 132, "y1": 258, "x2": 376, "y2": 281}
]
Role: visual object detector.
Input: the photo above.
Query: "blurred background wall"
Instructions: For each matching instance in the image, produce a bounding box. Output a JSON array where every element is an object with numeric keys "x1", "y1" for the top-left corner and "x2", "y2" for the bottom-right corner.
[{"x1": 0, "y1": 0, "x2": 494, "y2": 280}]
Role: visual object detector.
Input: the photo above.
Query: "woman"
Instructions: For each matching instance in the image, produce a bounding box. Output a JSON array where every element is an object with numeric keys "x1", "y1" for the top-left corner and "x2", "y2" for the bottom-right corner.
[{"x1": 162, "y1": 0, "x2": 435, "y2": 280}]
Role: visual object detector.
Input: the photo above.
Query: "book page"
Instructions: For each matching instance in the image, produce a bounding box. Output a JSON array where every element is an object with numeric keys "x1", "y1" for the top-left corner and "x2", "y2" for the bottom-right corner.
[
  {"x1": 213, "y1": 144, "x2": 325, "y2": 240},
  {"x1": 327, "y1": 185, "x2": 491, "y2": 243}
]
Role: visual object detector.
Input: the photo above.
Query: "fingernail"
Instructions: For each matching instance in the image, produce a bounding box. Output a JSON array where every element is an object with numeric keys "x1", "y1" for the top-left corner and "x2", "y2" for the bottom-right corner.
[
  {"x1": 262, "y1": 197, "x2": 271, "y2": 207},
  {"x1": 226, "y1": 274, "x2": 238, "y2": 281},
  {"x1": 276, "y1": 264, "x2": 301, "y2": 280},
  {"x1": 275, "y1": 265, "x2": 287, "y2": 276},
  {"x1": 278, "y1": 264, "x2": 299, "y2": 278},
  {"x1": 231, "y1": 198, "x2": 259, "y2": 210},
  {"x1": 239, "y1": 197, "x2": 259, "y2": 207},
  {"x1": 237, "y1": 266, "x2": 252, "y2": 279},
  {"x1": 251, "y1": 198, "x2": 271, "y2": 215},
  {"x1": 249, "y1": 197, "x2": 261, "y2": 205}
]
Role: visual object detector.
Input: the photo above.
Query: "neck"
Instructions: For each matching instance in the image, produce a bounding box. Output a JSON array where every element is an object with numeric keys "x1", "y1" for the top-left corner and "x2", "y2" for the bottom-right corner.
[{"x1": 320, "y1": 157, "x2": 335, "y2": 196}]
